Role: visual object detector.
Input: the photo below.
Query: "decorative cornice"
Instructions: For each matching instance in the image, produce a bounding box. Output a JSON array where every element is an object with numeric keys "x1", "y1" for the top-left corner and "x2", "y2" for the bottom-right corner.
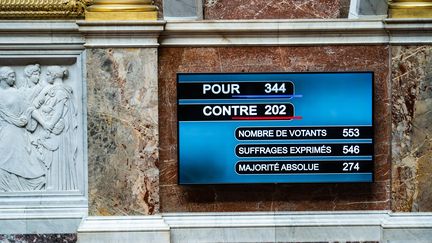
[
  {"x1": 0, "y1": 21, "x2": 84, "y2": 52},
  {"x1": 160, "y1": 19, "x2": 389, "y2": 46},
  {"x1": 0, "y1": 18, "x2": 432, "y2": 50},
  {"x1": 0, "y1": 0, "x2": 91, "y2": 19},
  {"x1": 77, "y1": 20, "x2": 166, "y2": 48},
  {"x1": 384, "y1": 18, "x2": 432, "y2": 44},
  {"x1": 159, "y1": 18, "x2": 432, "y2": 46}
]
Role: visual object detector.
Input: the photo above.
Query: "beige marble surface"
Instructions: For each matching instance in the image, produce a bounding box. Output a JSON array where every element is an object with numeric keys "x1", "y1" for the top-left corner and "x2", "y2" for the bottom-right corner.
[
  {"x1": 391, "y1": 46, "x2": 432, "y2": 212},
  {"x1": 87, "y1": 48, "x2": 159, "y2": 215}
]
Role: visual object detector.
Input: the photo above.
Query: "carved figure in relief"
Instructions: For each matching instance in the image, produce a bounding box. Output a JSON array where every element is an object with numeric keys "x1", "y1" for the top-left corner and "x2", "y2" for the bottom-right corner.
[
  {"x1": 23, "y1": 64, "x2": 44, "y2": 129},
  {"x1": 23, "y1": 64, "x2": 49, "y2": 172},
  {"x1": 0, "y1": 64, "x2": 79, "y2": 192},
  {"x1": 0, "y1": 66, "x2": 46, "y2": 191},
  {"x1": 24, "y1": 64, "x2": 42, "y2": 88},
  {"x1": 32, "y1": 66, "x2": 78, "y2": 191}
]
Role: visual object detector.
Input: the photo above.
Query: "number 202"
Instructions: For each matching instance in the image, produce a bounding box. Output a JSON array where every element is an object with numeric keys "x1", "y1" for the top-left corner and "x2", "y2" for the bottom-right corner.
[{"x1": 264, "y1": 105, "x2": 287, "y2": 115}]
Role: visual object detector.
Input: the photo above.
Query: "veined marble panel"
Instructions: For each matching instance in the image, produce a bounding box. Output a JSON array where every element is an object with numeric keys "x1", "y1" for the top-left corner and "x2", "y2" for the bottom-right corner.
[
  {"x1": 204, "y1": 0, "x2": 350, "y2": 19},
  {"x1": 391, "y1": 46, "x2": 432, "y2": 212},
  {"x1": 87, "y1": 48, "x2": 159, "y2": 216}
]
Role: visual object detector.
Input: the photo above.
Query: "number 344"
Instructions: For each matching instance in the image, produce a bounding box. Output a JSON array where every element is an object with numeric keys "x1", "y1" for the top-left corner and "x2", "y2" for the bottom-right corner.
[{"x1": 265, "y1": 83, "x2": 286, "y2": 93}]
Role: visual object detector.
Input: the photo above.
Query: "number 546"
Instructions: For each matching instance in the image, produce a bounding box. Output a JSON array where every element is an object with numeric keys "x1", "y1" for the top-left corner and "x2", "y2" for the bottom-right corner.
[{"x1": 342, "y1": 145, "x2": 360, "y2": 154}]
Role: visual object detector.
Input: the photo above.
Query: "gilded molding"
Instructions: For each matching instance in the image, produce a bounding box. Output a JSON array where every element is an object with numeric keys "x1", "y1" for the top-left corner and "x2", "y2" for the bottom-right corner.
[
  {"x1": 389, "y1": 0, "x2": 432, "y2": 18},
  {"x1": 85, "y1": 0, "x2": 158, "y2": 20},
  {"x1": 0, "y1": 0, "x2": 92, "y2": 19}
]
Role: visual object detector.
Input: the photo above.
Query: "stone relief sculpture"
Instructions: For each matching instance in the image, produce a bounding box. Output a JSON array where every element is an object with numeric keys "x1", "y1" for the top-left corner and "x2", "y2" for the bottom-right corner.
[
  {"x1": 0, "y1": 64, "x2": 78, "y2": 192},
  {"x1": 0, "y1": 66, "x2": 46, "y2": 191}
]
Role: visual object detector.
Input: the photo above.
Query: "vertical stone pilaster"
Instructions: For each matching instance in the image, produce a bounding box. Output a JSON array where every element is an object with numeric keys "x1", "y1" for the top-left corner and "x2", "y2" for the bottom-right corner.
[
  {"x1": 78, "y1": 21, "x2": 164, "y2": 216},
  {"x1": 391, "y1": 45, "x2": 432, "y2": 212}
]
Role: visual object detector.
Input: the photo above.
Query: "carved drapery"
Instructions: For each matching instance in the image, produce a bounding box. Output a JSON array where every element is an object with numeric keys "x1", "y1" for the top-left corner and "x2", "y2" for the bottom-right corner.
[
  {"x1": 0, "y1": 64, "x2": 79, "y2": 192},
  {"x1": 0, "y1": 0, "x2": 91, "y2": 19},
  {"x1": 389, "y1": 0, "x2": 432, "y2": 18}
]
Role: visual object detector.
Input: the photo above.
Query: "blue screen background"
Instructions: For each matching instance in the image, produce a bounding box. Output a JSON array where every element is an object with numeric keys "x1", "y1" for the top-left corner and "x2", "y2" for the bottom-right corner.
[{"x1": 178, "y1": 73, "x2": 373, "y2": 184}]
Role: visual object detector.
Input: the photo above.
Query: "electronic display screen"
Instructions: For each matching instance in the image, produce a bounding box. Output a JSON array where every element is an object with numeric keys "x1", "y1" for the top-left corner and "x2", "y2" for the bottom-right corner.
[{"x1": 177, "y1": 72, "x2": 374, "y2": 184}]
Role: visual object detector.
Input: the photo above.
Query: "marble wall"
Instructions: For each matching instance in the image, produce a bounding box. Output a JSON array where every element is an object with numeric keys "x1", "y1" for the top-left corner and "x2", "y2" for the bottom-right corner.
[
  {"x1": 87, "y1": 48, "x2": 159, "y2": 216},
  {"x1": 159, "y1": 46, "x2": 391, "y2": 212},
  {"x1": 391, "y1": 46, "x2": 432, "y2": 212},
  {"x1": 83, "y1": 43, "x2": 432, "y2": 214},
  {"x1": 203, "y1": 0, "x2": 351, "y2": 19}
]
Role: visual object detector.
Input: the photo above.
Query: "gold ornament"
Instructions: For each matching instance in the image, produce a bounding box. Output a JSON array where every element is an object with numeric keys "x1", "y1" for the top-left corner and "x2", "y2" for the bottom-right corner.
[
  {"x1": 389, "y1": 0, "x2": 432, "y2": 18},
  {"x1": 0, "y1": 0, "x2": 92, "y2": 19},
  {"x1": 86, "y1": 0, "x2": 158, "y2": 21}
]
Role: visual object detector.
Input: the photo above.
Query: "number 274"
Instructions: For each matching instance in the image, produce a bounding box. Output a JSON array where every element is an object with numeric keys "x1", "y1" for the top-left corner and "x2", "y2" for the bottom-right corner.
[{"x1": 342, "y1": 162, "x2": 360, "y2": 171}]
